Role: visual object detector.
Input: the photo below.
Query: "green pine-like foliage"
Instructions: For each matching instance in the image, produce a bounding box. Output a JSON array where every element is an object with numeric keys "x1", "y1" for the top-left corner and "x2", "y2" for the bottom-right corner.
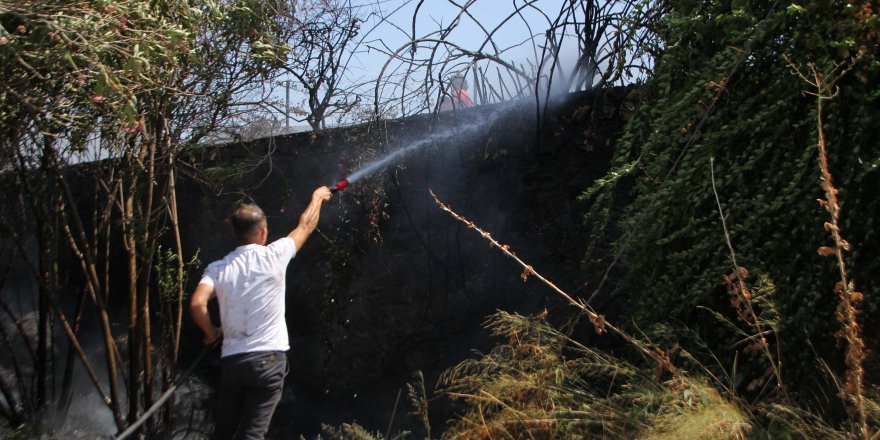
[{"x1": 584, "y1": 0, "x2": 880, "y2": 397}]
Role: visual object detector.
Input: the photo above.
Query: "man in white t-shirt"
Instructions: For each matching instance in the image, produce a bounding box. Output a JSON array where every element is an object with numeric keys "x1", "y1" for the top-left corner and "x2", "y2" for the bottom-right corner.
[{"x1": 190, "y1": 186, "x2": 332, "y2": 440}]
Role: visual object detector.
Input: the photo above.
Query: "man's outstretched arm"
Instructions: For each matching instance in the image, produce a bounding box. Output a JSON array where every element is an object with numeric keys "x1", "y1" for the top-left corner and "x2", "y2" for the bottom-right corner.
[
  {"x1": 288, "y1": 186, "x2": 332, "y2": 250},
  {"x1": 190, "y1": 283, "x2": 221, "y2": 346}
]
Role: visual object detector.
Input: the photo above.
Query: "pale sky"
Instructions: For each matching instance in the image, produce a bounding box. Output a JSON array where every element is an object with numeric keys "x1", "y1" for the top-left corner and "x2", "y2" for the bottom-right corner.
[
  {"x1": 349, "y1": 0, "x2": 570, "y2": 75},
  {"x1": 270, "y1": 0, "x2": 595, "y2": 129}
]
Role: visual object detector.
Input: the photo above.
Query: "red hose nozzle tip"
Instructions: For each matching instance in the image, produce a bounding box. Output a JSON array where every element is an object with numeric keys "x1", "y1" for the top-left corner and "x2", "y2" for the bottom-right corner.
[{"x1": 331, "y1": 178, "x2": 349, "y2": 193}]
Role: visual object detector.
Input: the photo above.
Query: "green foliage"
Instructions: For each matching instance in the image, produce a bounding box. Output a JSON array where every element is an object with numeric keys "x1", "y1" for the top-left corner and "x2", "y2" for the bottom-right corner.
[
  {"x1": 203, "y1": 162, "x2": 253, "y2": 186},
  {"x1": 0, "y1": 0, "x2": 290, "y2": 150},
  {"x1": 584, "y1": 0, "x2": 880, "y2": 397},
  {"x1": 156, "y1": 246, "x2": 200, "y2": 305}
]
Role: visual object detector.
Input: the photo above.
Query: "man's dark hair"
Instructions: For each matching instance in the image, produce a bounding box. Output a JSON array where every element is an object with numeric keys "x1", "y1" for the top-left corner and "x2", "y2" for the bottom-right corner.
[{"x1": 230, "y1": 203, "x2": 267, "y2": 243}]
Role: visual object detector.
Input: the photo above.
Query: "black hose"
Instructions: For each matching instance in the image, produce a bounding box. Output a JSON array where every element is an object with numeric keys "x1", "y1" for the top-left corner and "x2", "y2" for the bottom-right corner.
[{"x1": 114, "y1": 346, "x2": 211, "y2": 440}]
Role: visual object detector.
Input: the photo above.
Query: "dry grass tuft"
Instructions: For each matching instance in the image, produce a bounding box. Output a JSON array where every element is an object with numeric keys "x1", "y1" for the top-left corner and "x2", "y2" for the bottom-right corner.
[
  {"x1": 642, "y1": 381, "x2": 749, "y2": 440},
  {"x1": 438, "y1": 311, "x2": 749, "y2": 440}
]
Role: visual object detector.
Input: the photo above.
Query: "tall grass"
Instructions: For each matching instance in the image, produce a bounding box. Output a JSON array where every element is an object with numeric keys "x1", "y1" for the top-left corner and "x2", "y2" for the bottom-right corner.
[
  {"x1": 429, "y1": 192, "x2": 751, "y2": 439},
  {"x1": 439, "y1": 311, "x2": 749, "y2": 439},
  {"x1": 424, "y1": 185, "x2": 876, "y2": 439}
]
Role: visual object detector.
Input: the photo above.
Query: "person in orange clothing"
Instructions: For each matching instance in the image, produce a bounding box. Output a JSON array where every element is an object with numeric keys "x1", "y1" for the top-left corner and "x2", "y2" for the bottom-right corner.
[{"x1": 440, "y1": 75, "x2": 474, "y2": 111}]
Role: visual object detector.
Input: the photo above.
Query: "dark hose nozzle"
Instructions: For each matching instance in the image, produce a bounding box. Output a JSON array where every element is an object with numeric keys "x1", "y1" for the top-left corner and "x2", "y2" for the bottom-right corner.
[{"x1": 329, "y1": 178, "x2": 349, "y2": 193}]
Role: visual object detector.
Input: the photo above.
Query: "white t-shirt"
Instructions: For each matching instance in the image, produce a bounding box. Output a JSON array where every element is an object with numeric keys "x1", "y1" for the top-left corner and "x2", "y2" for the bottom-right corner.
[{"x1": 199, "y1": 237, "x2": 297, "y2": 358}]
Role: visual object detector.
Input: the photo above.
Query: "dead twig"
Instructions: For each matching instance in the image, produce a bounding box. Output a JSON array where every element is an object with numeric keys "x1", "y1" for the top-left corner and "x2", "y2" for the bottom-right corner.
[
  {"x1": 710, "y1": 157, "x2": 785, "y2": 398},
  {"x1": 786, "y1": 56, "x2": 869, "y2": 440},
  {"x1": 429, "y1": 189, "x2": 677, "y2": 376}
]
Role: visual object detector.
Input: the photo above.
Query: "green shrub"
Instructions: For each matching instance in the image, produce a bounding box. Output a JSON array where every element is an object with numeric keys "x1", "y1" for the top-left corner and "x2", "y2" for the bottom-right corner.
[{"x1": 584, "y1": 0, "x2": 880, "y2": 397}]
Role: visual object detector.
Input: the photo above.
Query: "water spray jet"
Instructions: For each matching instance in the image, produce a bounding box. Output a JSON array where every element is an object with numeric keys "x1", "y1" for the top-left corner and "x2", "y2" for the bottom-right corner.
[{"x1": 327, "y1": 107, "x2": 503, "y2": 195}]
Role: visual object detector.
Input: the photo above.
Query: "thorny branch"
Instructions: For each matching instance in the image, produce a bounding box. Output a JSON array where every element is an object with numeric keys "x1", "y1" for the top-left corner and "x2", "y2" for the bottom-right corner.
[{"x1": 429, "y1": 189, "x2": 677, "y2": 376}]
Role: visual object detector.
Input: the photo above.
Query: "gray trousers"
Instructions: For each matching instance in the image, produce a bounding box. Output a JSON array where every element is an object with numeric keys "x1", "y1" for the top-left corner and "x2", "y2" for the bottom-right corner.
[{"x1": 211, "y1": 351, "x2": 288, "y2": 440}]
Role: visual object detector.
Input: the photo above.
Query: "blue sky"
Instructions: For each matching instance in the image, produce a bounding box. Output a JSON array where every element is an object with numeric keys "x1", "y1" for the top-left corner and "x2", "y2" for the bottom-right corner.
[
  {"x1": 270, "y1": 0, "x2": 591, "y2": 128},
  {"x1": 347, "y1": 0, "x2": 571, "y2": 88}
]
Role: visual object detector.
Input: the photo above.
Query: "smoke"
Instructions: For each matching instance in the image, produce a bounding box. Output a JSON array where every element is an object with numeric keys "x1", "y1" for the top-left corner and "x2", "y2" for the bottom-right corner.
[
  {"x1": 344, "y1": 105, "x2": 510, "y2": 185},
  {"x1": 306, "y1": 95, "x2": 555, "y2": 434}
]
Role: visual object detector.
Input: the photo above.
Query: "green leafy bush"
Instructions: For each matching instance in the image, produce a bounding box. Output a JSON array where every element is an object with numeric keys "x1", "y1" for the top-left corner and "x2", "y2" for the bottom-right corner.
[{"x1": 584, "y1": 0, "x2": 879, "y2": 399}]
